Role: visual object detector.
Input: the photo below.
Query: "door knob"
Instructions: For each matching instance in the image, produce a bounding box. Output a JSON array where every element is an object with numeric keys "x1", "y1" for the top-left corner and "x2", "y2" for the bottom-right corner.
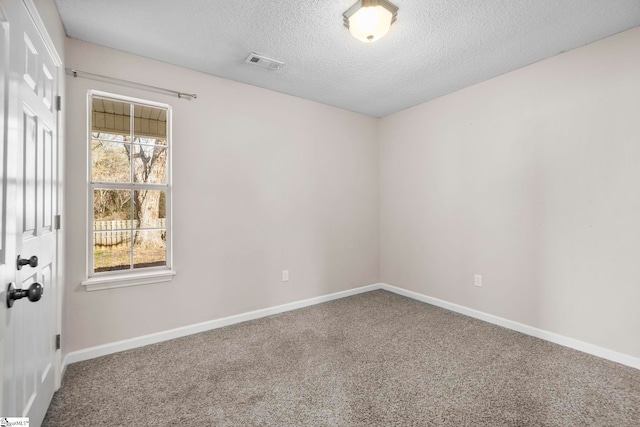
[
  {"x1": 6, "y1": 282, "x2": 43, "y2": 308},
  {"x1": 17, "y1": 255, "x2": 38, "y2": 270}
]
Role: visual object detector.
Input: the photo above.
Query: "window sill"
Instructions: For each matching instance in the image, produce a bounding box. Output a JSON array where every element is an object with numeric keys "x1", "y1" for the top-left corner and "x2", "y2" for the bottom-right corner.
[{"x1": 82, "y1": 269, "x2": 176, "y2": 291}]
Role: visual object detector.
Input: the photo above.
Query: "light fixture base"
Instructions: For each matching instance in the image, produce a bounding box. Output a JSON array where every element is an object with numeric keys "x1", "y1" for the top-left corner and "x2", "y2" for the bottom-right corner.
[{"x1": 343, "y1": 0, "x2": 399, "y2": 43}]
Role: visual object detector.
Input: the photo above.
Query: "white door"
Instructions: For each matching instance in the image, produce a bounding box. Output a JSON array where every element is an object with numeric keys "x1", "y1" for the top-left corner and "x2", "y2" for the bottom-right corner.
[{"x1": 1, "y1": 0, "x2": 60, "y2": 425}]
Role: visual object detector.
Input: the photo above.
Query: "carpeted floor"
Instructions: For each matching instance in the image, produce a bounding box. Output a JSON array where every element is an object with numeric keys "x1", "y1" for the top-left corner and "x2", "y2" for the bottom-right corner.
[{"x1": 44, "y1": 290, "x2": 640, "y2": 426}]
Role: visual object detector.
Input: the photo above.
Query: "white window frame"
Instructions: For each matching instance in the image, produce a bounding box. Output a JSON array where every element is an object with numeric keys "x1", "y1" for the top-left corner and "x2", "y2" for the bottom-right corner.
[{"x1": 82, "y1": 90, "x2": 175, "y2": 291}]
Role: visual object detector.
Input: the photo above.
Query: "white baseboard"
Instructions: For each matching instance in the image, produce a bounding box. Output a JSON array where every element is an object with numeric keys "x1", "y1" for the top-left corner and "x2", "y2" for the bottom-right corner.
[
  {"x1": 61, "y1": 353, "x2": 70, "y2": 378},
  {"x1": 380, "y1": 283, "x2": 640, "y2": 370},
  {"x1": 62, "y1": 283, "x2": 383, "y2": 370},
  {"x1": 62, "y1": 282, "x2": 639, "y2": 375}
]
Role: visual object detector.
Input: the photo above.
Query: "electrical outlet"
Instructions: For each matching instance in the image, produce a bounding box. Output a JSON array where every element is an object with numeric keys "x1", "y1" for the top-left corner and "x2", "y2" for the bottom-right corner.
[
  {"x1": 282, "y1": 270, "x2": 289, "y2": 282},
  {"x1": 474, "y1": 274, "x2": 482, "y2": 287}
]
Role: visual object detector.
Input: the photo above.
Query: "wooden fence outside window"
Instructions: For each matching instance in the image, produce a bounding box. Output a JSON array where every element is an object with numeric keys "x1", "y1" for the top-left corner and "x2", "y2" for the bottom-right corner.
[{"x1": 94, "y1": 219, "x2": 167, "y2": 247}]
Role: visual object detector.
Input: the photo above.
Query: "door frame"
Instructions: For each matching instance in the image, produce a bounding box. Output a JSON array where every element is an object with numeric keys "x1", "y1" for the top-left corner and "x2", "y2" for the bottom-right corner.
[{"x1": 21, "y1": 0, "x2": 64, "y2": 390}]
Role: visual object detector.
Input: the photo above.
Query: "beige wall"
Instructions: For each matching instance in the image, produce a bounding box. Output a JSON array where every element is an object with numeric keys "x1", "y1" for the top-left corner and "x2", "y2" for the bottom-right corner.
[
  {"x1": 63, "y1": 20, "x2": 640, "y2": 361},
  {"x1": 64, "y1": 39, "x2": 379, "y2": 352},
  {"x1": 380, "y1": 27, "x2": 640, "y2": 358}
]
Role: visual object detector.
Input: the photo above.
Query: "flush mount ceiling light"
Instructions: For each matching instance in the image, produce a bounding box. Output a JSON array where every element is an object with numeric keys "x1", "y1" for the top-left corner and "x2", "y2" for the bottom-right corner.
[{"x1": 343, "y1": 0, "x2": 398, "y2": 43}]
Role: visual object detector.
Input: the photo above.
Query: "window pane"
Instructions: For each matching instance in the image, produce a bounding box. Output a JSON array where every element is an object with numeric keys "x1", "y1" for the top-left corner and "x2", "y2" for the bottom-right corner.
[
  {"x1": 89, "y1": 96, "x2": 171, "y2": 277},
  {"x1": 133, "y1": 105, "x2": 167, "y2": 142},
  {"x1": 92, "y1": 98, "x2": 131, "y2": 136},
  {"x1": 134, "y1": 190, "x2": 166, "y2": 228},
  {"x1": 135, "y1": 136, "x2": 166, "y2": 146},
  {"x1": 94, "y1": 190, "x2": 131, "y2": 229},
  {"x1": 92, "y1": 131, "x2": 130, "y2": 143},
  {"x1": 133, "y1": 144, "x2": 167, "y2": 183},
  {"x1": 94, "y1": 231, "x2": 131, "y2": 272},
  {"x1": 91, "y1": 140, "x2": 131, "y2": 183},
  {"x1": 133, "y1": 230, "x2": 166, "y2": 269}
]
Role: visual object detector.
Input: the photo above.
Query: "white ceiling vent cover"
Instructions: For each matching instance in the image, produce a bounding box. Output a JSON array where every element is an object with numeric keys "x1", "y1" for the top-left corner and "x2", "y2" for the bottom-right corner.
[{"x1": 245, "y1": 53, "x2": 285, "y2": 71}]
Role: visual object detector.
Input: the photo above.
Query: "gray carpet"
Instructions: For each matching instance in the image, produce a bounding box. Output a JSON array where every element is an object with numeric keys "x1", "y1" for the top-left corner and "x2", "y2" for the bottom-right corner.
[{"x1": 44, "y1": 290, "x2": 640, "y2": 426}]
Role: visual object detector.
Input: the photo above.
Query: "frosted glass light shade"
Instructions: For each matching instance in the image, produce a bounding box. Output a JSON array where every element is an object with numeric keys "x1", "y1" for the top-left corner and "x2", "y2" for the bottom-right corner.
[{"x1": 343, "y1": 0, "x2": 398, "y2": 43}]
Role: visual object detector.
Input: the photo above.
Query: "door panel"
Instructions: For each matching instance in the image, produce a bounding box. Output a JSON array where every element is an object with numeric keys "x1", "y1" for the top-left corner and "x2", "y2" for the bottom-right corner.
[
  {"x1": 22, "y1": 108, "x2": 37, "y2": 237},
  {"x1": 42, "y1": 127, "x2": 52, "y2": 231},
  {"x1": 1, "y1": 0, "x2": 59, "y2": 424},
  {"x1": 23, "y1": 33, "x2": 37, "y2": 91},
  {"x1": 41, "y1": 65, "x2": 53, "y2": 112},
  {"x1": 22, "y1": 273, "x2": 38, "y2": 415}
]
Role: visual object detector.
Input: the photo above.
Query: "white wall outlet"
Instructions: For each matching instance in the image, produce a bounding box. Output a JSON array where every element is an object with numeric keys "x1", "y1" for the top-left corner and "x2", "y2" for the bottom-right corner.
[
  {"x1": 474, "y1": 274, "x2": 482, "y2": 287},
  {"x1": 282, "y1": 270, "x2": 289, "y2": 282}
]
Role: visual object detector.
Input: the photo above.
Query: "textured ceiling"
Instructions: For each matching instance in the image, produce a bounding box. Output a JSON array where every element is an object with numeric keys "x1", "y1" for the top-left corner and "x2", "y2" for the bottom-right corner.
[{"x1": 54, "y1": 0, "x2": 640, "y2": 117}]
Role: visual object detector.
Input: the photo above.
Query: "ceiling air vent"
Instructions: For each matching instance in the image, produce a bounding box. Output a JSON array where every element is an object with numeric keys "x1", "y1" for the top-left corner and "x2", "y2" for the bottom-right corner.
[{"x1": 245, "y1": 53, "x2": 285, "y2": 71}]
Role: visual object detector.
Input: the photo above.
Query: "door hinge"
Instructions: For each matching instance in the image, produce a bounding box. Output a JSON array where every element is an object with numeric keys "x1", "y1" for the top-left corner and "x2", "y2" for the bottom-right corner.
[
  {"x1": 55, "y1": 334, "x2": 61, "y2": 350},
  {"x1": 56, "y1": 95, "x2": 61, "y2": 111},
  {"x1": 54, "y1": 214, "x2": 61, "y2": 230}
]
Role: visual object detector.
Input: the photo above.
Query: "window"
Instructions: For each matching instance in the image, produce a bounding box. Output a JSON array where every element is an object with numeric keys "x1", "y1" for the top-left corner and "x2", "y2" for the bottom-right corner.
[{"x1": 83, "y1": 91, "x2": 175, "y2": 290}]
